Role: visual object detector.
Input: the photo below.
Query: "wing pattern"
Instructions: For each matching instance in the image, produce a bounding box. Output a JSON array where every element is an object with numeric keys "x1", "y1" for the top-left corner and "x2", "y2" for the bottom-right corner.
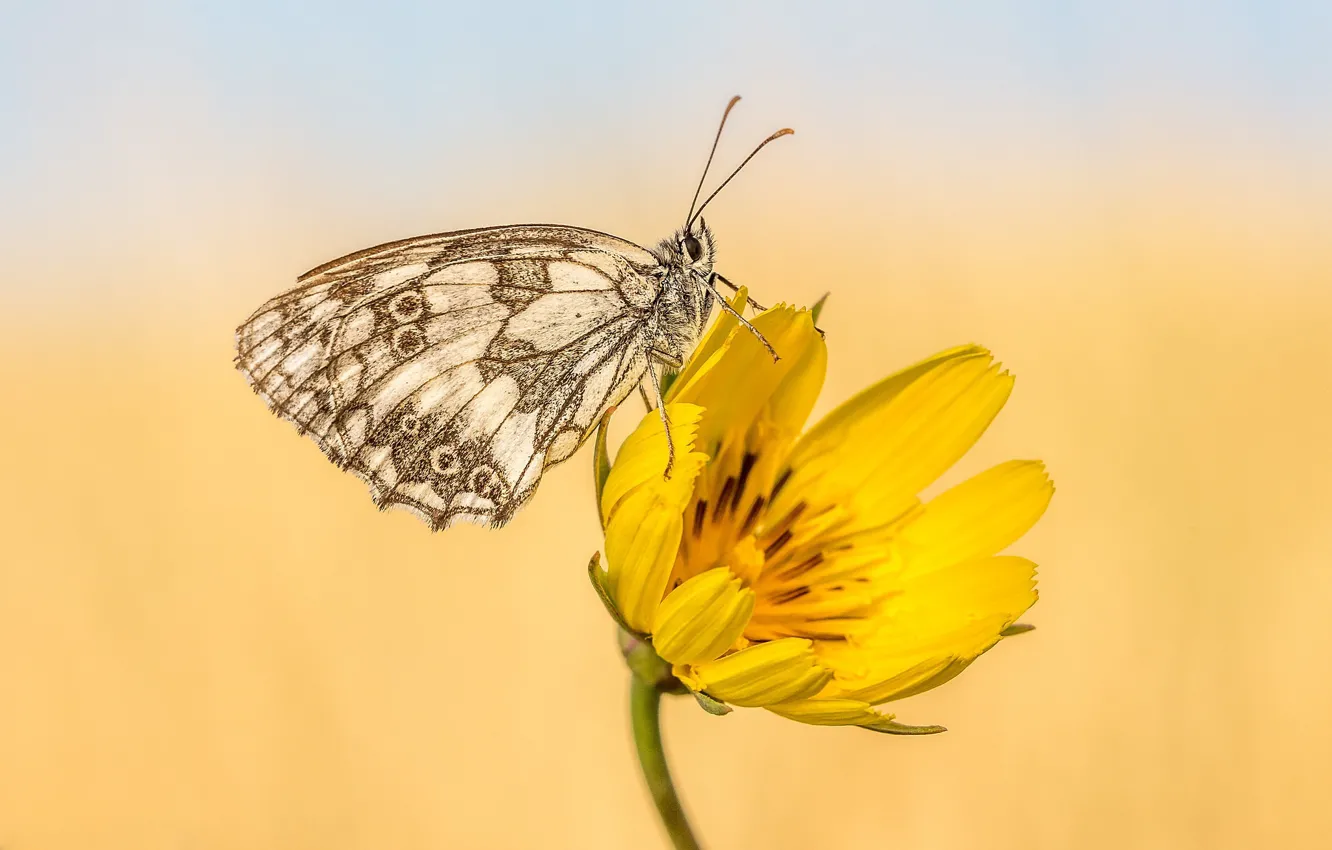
[{"x1": 235, "y1": 226, "x2": 662, "y2": 529}]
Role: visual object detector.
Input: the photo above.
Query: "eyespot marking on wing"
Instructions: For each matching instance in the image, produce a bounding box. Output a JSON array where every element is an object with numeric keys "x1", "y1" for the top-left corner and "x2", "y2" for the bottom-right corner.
[{"x1": 235, "y1": 225, "x2": 673, "y2": 529}]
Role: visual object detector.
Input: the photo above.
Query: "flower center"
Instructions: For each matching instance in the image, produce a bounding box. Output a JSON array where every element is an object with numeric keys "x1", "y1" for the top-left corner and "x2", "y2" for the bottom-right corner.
[
  {"x1": 673, "y1": 450, "x2": 768, "y2": 589},
  {"x1": 669, "y1": 444, "x2": 879, "y2": 647}
]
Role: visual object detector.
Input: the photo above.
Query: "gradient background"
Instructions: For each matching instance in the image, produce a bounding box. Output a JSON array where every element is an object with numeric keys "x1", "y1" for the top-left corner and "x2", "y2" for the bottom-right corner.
[{"x1": 3, "y1": 2, "x2": 1330, "y2": 848}]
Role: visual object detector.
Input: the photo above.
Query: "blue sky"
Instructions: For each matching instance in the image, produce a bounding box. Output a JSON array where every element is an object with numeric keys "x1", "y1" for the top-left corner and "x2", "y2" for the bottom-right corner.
[
  {"x1": 2, "y1": 1, "x2": 1329, "y2": 297},
  {"x1": 5, "y1": 2, "x2": 1328, "y2": 138}
]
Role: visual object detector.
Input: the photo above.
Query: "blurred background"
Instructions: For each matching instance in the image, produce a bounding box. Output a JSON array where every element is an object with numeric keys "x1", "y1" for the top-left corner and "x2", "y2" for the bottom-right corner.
[{"x1": 2, "y1": 2, "x2": 1330, "y2": 848}]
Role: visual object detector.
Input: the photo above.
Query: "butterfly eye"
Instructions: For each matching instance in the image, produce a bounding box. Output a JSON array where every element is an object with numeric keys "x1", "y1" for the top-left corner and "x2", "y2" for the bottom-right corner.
[{"x1": 682, "y1": 235, "x2": 702, "y2": 262}]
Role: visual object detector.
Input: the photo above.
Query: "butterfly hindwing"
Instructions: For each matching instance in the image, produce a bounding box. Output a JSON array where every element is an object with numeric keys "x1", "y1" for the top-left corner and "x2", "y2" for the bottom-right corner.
[{"x1": 235, "y1": 226, "x2": 662, "y2": 529}]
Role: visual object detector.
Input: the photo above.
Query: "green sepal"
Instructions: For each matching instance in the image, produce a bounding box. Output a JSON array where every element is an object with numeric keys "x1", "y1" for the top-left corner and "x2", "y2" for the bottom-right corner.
[
  {"x1": 692, "y1": 691, "x2": 733, "y2": 716},
  {"x1": 620, "y1": 631, "x2": 689, "y2": 694},
  {"x1": 861, "y1": 719, "x2": 948, "y2": 736},
  {"x1": 1000, "y1": 622, "x2": 1036, "y2": 637},
  {"x1": 809, "y1": 292, "x2": 830, "y2": 324},
  {"x1": 592, "y1": 409, "x2": 614, "y2": 527},
  {"x1": 659, "y1": 369, "x2": 680, "y2": 398},
  {"x1": 588, "y1": 552, "x2": 645, "y2": 640}
]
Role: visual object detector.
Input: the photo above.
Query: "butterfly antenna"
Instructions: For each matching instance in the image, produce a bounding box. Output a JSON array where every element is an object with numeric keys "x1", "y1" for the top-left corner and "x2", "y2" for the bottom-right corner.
[
  {"x1": 684, "y1": 95, "x2": 743, "y2": 228},
  {"x1": 687, "y1": 127, "x2": 794, "y2": 230}
]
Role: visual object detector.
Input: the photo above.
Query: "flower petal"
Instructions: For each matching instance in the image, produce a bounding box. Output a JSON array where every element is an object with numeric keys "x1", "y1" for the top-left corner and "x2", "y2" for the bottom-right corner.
[
  {"x1": 673, "y1": 306, "x2": 826, "y2": 461},
  {"x1": 825, "y1": 655, "x2": 962, "y2": 705},
  {"x1": 600, "y1": 403, "x2": 707, "y2": 526},
  {"x1": 652, "y1": 567, "x2": 755, "y2": 665},
  {"x1": 605, "y1": 494, "x2": 687, "y2": 634},
  {"x1": 770, "y1": 345, "x2": 1012, "y2": 529},
  {"x1": 666, "y1": 287, "x2": 748, "y2": 402},
  {"x1": 689, "y1": 638, "x2": 832, "y2": 707},
  {"x1": 865, "y1": 657, "x2": 976, "y2": 705},
  {"x1": 820, "y1": 555, "x2": 1038, "y2": 704},
  {"x1": 895, "y1": 459, "x2": 1054, "y2": 579},
  {"x1": 789, "y1": 343, "x2": 983, "y2": 451},
  {"x1": 766, "y1": 698, "x2": 945, "y2": 734},
  {"x1": 602, "y1": 404, "x2": 709, "y2": 632}
]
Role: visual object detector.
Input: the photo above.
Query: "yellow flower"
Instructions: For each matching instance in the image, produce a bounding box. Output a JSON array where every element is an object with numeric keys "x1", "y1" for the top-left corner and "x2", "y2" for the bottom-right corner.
[{"x1": 592, "y1": 292, "x2": 1054, "y2": 733}]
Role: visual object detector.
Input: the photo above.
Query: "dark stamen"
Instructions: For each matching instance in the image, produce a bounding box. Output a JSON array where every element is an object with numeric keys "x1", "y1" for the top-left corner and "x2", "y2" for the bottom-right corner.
[
  {"x1": 769, "y1": 467, "x2": 793, "y2": 503},
  {"x1": 764, "y1": 529, "x2": 794, "y2": 559},
  {"x1": 732, "y1": 452, "x2": 757, "y2": 512},
  {"x1": 740, "y1": 496, "x2": 765, "y2": 536},
  {"x1": 714, "y1": 477, "x2": 737, "y2": 520},
  {"x1": 795, "y1": 628, "x2": 851, "y2": 641},
  {"x1": 763, "y1": 502, "x2": 805, "y2": 543},
  {"x1": 777, "y1": 552, "x2": 823, "y2": 580},
  {"x1": 770, "y1": 586, "x2": 810, "y2": 605},
  {"x1": 693, "y1": 501, "x2": 708, "y2": 537}
]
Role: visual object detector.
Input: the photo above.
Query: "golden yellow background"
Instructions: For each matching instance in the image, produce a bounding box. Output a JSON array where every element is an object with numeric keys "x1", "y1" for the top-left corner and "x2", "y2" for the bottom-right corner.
[{"x1": 2, "y1": 4, "x2": 1330, "y2": 848}]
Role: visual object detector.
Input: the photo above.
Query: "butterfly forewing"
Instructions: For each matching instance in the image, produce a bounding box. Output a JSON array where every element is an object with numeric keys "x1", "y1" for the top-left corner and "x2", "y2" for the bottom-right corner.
[{"x1": 235, "y1": 225, "x2": 663, "y2": 529}]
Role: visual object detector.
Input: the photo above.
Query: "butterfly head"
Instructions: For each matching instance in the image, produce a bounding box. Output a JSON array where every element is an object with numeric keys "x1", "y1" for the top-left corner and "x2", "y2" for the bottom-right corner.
[{"x1": 656, "y1": 219, "x2": 716, "y2": 276}]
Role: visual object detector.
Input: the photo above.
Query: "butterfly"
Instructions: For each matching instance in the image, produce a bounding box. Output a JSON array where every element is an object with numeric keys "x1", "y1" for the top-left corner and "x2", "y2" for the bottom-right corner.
[{"x1": 234, "y1": 96, "x2": 789, "y2": 530}]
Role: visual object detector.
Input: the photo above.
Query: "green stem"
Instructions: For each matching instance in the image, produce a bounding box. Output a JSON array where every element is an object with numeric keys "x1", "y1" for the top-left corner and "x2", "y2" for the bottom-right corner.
[{"x1": 630, "y1": 676, "x2": 703, "y2": 850}]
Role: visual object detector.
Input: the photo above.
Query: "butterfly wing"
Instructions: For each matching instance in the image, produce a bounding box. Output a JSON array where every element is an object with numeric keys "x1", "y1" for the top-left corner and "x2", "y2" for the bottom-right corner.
[{"x1": 235, "y1": 225, "x2": 663, "y2": 529}]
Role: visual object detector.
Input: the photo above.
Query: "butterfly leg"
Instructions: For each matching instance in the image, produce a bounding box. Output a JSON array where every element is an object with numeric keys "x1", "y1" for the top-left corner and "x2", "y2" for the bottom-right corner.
[
  {"x1": 645, "y1": 352, "x2": 679, "y2": 478},
  {"x1": 709, "y1": 282, "x2": 780, "y2": 362},
  {"x1": 714, "y1": 272, "x2": 825, "y2": 338},
  {"x1": 713, "y1": 273, "x2": 768, "y2": 313}
]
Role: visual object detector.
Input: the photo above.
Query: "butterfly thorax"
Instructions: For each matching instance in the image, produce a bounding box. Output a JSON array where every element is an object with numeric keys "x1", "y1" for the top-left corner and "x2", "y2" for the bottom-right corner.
[{"x1": 647, "y1": 221, "x2": 717, "y2": 363}]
